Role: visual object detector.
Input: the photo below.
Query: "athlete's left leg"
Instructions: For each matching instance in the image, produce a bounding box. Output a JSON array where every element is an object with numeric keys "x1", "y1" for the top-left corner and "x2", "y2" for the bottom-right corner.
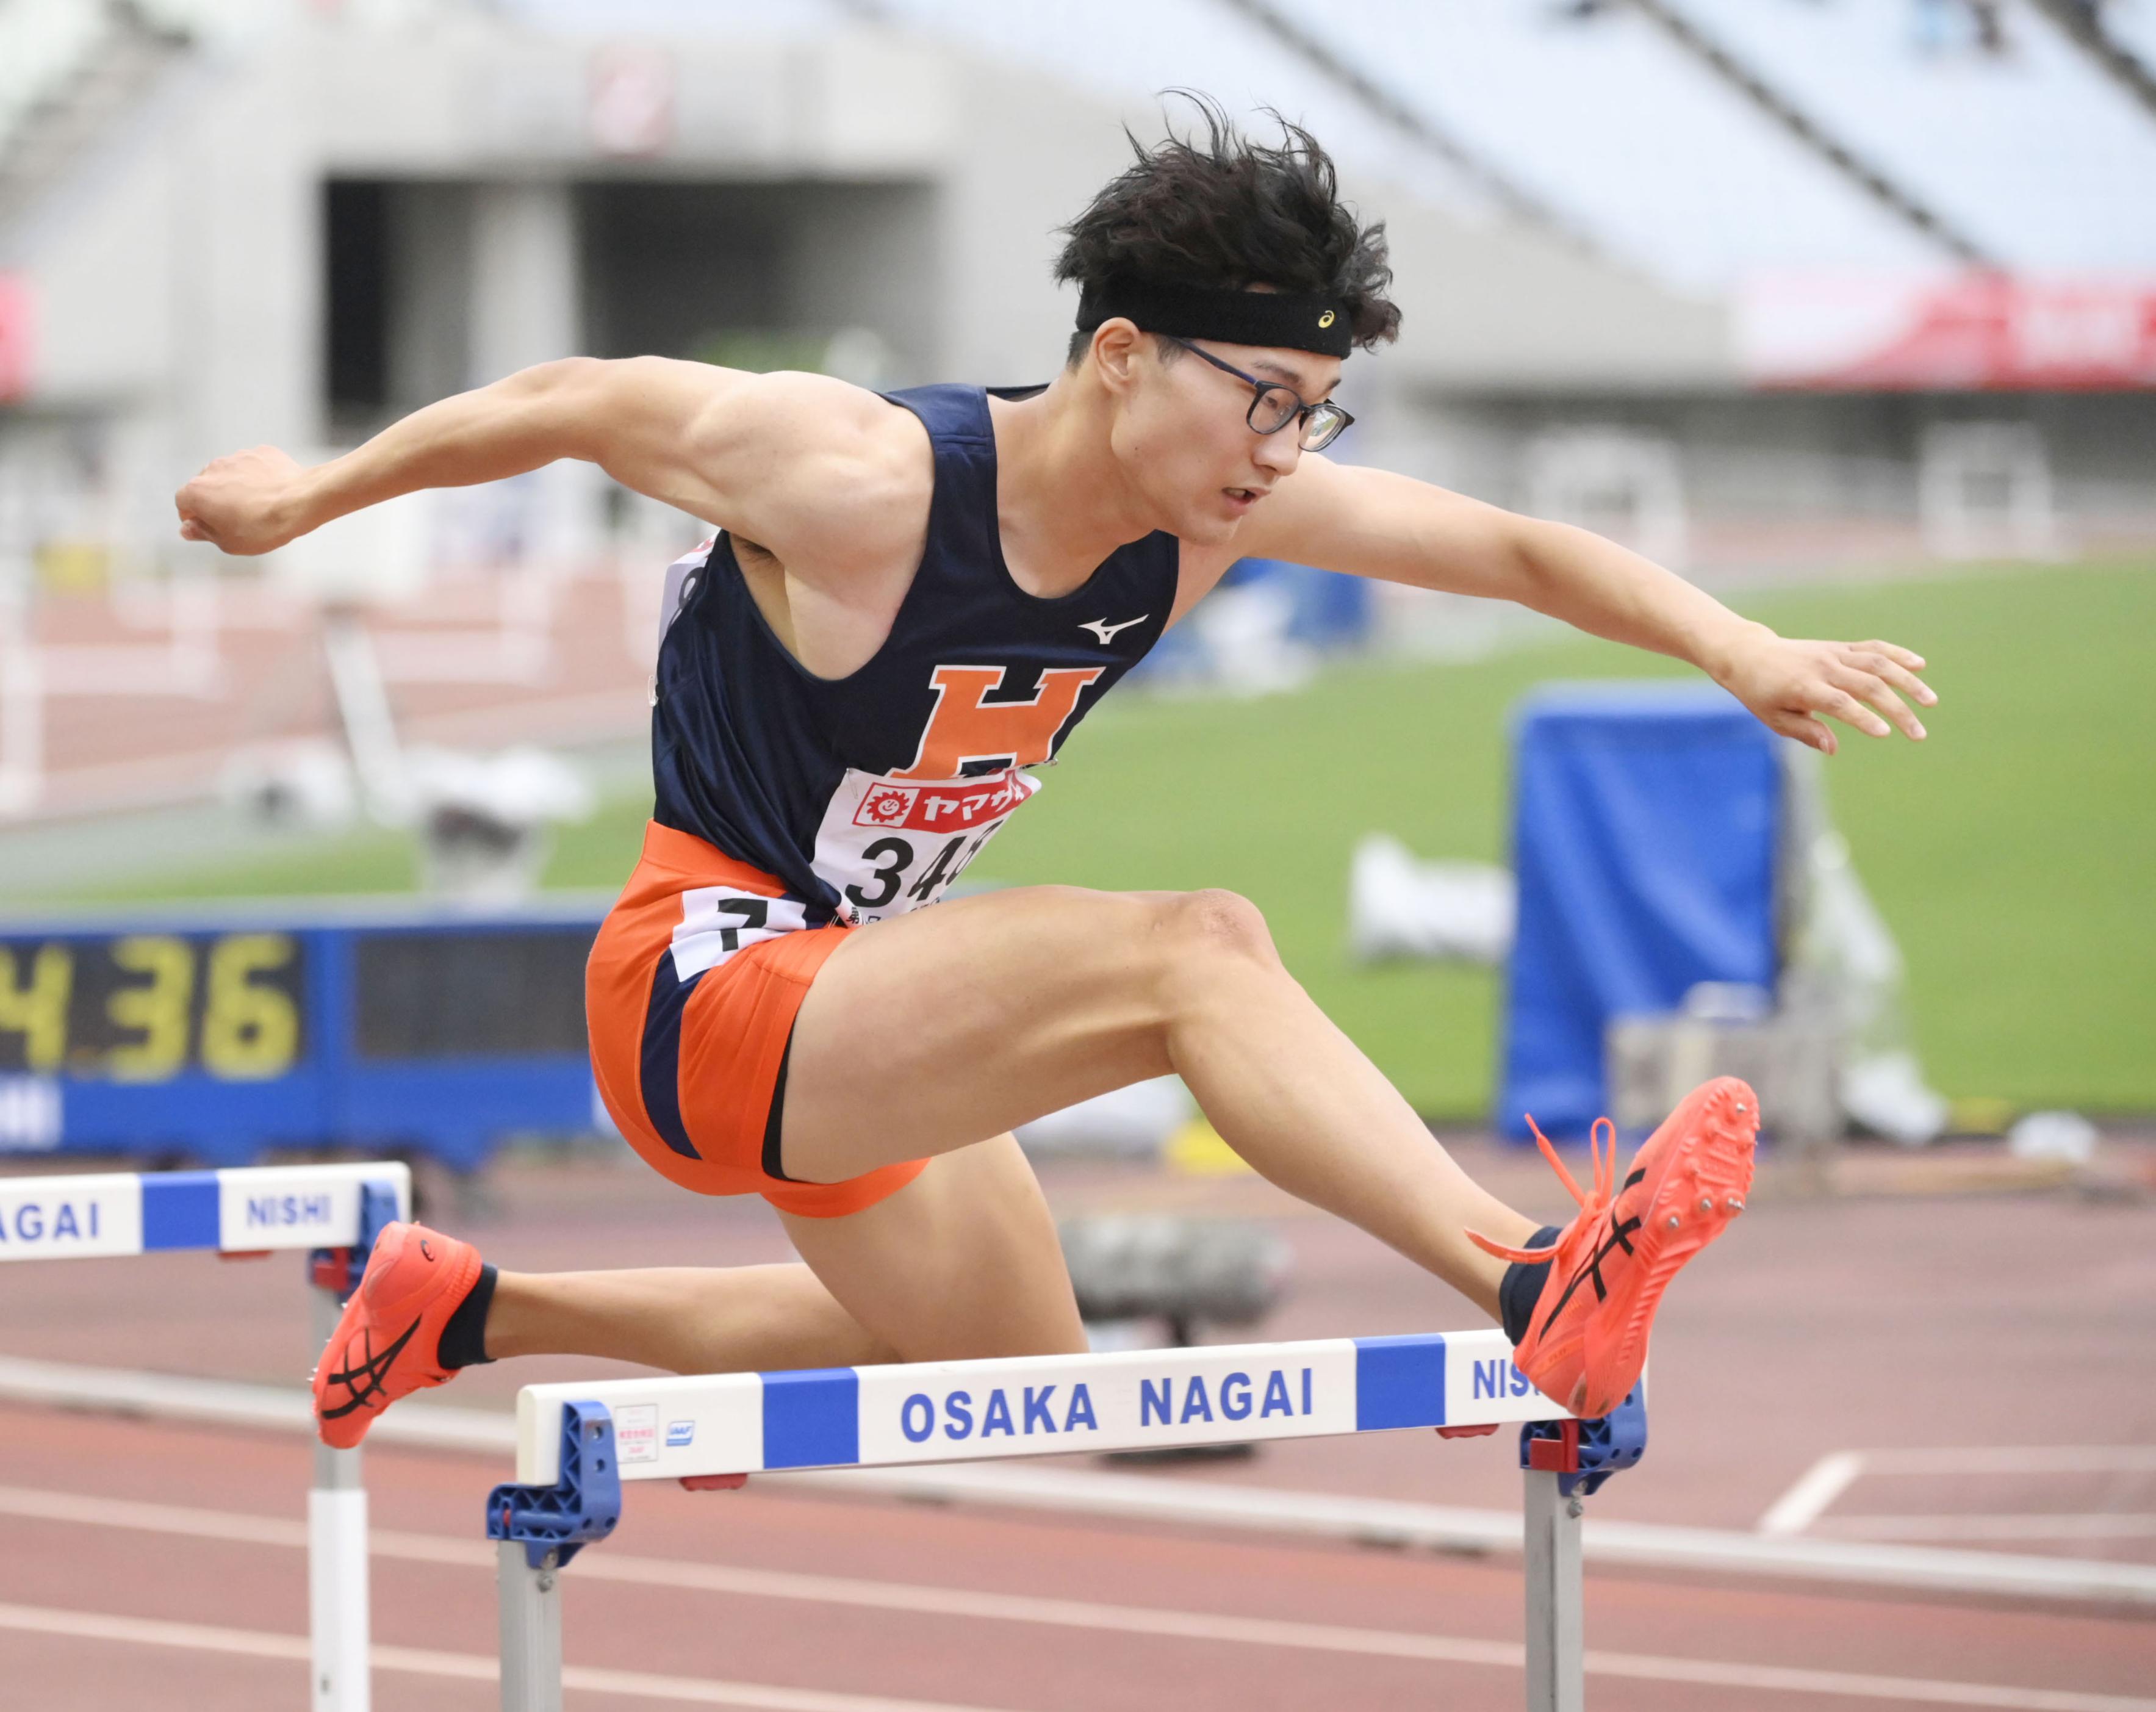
[
  {"x1": 313, "y1": 1239, "x2": 909, "y2": 1447},
  {"x1": 478, "y1": 1135, "x2": 1085, "y2": 1372},
  {"x1": 775, "y1": 1132, "x2": 1088, "y2": 1364},
  {"x1": 483, "y1": 1261, "x2": 900, "y2": 1373},
  {"x1": 339, "y1": 1135, "x2": 1076, "y2": 1389}
]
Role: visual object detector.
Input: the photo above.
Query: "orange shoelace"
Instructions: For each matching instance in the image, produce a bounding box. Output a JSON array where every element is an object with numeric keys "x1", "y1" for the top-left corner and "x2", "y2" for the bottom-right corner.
[{"x1": 1467, "y1": 1114, "x2": 1617, "y2": 1265}]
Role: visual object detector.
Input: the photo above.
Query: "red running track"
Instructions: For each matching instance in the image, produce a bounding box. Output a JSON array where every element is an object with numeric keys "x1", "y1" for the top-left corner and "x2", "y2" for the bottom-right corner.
[{"x1": 2, "y1": 1143, "x2": 2153, "y2": 1709}]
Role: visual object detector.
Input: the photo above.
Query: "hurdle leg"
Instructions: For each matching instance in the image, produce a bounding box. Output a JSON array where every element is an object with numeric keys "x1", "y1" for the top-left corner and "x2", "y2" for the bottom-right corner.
[
  {"x1": 497, "y1": 1542, "x2": 564, "y2": 1712},
  {"x1": 309, "y1": 1285, "x2": 372, "y2": 1712},
  {"x1": 1522, "y1": 1469, "x2": 1584, "y2": 1712}
]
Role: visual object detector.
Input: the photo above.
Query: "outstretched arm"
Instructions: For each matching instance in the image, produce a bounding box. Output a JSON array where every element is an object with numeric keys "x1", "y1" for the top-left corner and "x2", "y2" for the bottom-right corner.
[
  {"x1": 174, "y1": 357, "x2": 904, "y2": 564},
  {"x1": 1245, "y1": 456, "x2": 1935, "y2": 755}
]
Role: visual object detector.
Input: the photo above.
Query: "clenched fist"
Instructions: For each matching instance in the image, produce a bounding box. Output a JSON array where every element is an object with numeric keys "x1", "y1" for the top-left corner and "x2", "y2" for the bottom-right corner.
[
  {"x1": 1714, "y1": 626, "x2": 1936, "y2": 755},
  {"x1": 175, "y1": 445, "x2": 317, "y2": 555}
]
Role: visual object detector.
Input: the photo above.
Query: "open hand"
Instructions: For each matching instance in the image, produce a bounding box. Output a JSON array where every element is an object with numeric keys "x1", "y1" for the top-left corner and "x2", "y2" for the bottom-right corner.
[
  {"x1": 1715, "y1": 628, "x2": 1935, "y2": 755},
  {"x1": 174, "y1": 445, "x2": 315, "y2": 555}
]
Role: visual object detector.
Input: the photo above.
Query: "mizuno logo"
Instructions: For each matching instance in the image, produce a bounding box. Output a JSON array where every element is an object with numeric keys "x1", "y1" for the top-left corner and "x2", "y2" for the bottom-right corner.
[{"x1": 1079, "y1": 616, "x2": 1148, "y2": 645}]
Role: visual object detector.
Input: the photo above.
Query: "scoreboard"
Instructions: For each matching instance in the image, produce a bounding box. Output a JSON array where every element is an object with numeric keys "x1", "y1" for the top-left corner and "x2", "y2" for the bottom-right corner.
[{"x1": 0, "y1": 897, "x2": 611, "y2": 1171}]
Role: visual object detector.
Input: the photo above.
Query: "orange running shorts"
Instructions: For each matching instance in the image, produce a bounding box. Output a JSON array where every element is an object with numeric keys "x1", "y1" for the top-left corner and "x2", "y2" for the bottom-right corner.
[{"x1": 586, "y1": 821, "x2": 929, "y2": 1218}]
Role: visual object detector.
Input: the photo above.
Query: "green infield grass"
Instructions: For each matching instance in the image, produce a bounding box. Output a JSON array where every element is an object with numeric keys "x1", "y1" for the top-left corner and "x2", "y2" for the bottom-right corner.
[{"x1": 46, "y1": 559, "x2": 2156, "y2": 1117}]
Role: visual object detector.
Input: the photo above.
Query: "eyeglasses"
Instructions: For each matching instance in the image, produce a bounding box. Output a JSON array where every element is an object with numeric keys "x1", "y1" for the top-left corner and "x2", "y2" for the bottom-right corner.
[{"x1": 1160, "y1": 336, "x2": 1355, "y2": 452}]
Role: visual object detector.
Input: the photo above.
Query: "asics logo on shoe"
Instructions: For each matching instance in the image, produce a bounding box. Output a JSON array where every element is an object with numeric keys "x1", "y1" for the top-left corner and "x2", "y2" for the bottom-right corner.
[
  {"x1": 1078, "y1": 615, "x2": 1148, "y2": 645},
  {"x1": 318, "y1": 1317, "x2": 423, "y2": 1422},
  {"x1": 1538, "y1": 1168, "x2": 1647, "y2": 1338}
]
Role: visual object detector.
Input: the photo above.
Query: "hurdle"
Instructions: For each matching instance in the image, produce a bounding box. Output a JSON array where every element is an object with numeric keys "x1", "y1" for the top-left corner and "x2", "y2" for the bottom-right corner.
[
  {"x1": 0, "y1": 1160, "x2": 412, "y2": 1712},
  {"x1": 484, "y1": 1331, "x2": 1645, "y2": 1712}
]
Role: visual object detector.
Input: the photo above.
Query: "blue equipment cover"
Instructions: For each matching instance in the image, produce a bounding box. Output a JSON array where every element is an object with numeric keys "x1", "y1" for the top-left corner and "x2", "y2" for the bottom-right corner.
[{"x1": 1497, "y1": 684, "x2": 1782, "y2": 1140}]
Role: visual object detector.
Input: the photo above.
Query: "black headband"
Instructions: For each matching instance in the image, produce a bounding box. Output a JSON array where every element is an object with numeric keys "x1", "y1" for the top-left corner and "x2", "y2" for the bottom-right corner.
[{"x1": 1076, "y1": 278, "x2": 1354, "y2": 359}]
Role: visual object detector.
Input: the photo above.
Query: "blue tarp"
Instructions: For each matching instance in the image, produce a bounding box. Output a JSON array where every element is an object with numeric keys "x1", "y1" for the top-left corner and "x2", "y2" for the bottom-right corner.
[
  {"x1": 1130, "y1": 557, "x2": 1371, "y2": 679},
  {"x1": 1497, "y1": 683, "x2": 1783, "y2": 1140}
]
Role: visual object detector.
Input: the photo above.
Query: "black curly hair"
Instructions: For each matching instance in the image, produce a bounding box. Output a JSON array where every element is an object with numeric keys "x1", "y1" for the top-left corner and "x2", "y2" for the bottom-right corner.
[{"x1": 1054, "y1": 94, "x2": 1401, "y2": 366}]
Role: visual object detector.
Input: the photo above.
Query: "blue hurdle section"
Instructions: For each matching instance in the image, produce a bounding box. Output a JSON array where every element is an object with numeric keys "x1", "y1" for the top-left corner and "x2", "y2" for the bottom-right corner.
[
  {"x1": 487, "y1": 1339, "x2": 1646, "y2": 1712},
  {"x1": 0, "y1": 1160, "x2": 411, "y2": 1712},
  {"x1": 508, "y1": 1328, "x2": 1565, "y2": 1485},
  {"x1": 0, "y1": 1163, "x2": 406, "y2": 1264}
]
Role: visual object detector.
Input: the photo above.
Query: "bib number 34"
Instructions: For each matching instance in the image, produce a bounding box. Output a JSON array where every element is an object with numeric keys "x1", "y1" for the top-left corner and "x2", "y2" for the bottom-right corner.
[
  {"x1": 844, "y1": 830, "x2": 993, "y2": 914},
  {"x1": 814, "y1": 766, "x2": 1038, "y2": 923}
]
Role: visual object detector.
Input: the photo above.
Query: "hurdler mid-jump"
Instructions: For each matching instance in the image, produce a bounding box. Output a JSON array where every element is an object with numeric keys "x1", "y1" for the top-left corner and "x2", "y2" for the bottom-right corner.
[{"x1": 176, "y1": 102, "x2": 1934, "y2": 1444}]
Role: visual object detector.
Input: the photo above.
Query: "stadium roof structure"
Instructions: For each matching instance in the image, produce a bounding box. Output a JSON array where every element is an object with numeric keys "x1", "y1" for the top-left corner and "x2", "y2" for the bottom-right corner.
[{"x1": 500, "y1": 0, "x2": 2156, "y2": 295}]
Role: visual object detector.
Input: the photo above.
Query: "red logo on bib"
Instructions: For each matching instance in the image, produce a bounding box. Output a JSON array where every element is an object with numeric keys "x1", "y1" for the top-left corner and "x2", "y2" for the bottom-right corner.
[
  {"x1": 853, "y1": 771, "x2": 1027, "y2": 832},
  {"x1": 857, "y1": 785, "x2": 917, "y2": 825}
]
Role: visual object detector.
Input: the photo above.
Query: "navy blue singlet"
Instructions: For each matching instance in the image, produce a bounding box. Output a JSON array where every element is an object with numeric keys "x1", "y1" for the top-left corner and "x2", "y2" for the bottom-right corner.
[{"x1": 649, "y1": 383, "x2": 1178, "y2": 924}]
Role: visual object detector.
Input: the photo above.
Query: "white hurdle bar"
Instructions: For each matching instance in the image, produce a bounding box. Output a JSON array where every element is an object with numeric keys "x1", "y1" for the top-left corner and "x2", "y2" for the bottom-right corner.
[
  {"x1": 0, "y1": 1161, "x2": 414, "y2": 1712},
  {"x1": 490, "y1": 1331, "x2": 1608, "y2": 1712}
]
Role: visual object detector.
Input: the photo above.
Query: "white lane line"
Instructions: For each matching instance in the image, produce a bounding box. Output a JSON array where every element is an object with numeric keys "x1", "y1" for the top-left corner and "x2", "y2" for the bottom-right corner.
[
  {"x1": 1756, "y1": 1447, "x2": 2156, "y2": 1539},
  {"x1": 0, "y1": 1600, "x2": 1014, "y2": 1711},
  {"x1": 4, "y1": 1486, "x2": 2154, "y2": 1711},
  {"x1": 1760, "y1": 1452, "x2": 1869, "y2": 1536},
  {"x1": 1813, "y1": 1514, "x2": 2156, "y2": 1544},
  {"x1": 1575, "y1": 1649, "x2": 2156, "y2": 1712}
]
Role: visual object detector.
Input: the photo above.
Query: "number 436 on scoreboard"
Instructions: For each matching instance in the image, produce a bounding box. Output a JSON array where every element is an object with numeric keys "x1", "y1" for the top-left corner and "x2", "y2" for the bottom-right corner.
[
  {"x1": 1, "y1": 933, "x2": 302, "y2": 1083},
  {"x1": 0, "y1": 900, "x2": 609, "y2": 1172}
]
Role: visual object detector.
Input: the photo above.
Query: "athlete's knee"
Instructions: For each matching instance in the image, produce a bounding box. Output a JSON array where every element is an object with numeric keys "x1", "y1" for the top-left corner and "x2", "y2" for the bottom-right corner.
[
  {"x1": 853, "y1": 1333, "x2": 908, "y2": 1366},
  {"x1": 1154, "y1": 887, "x2": 1279, "y2": 969},
  {"x1": 1033, "y1": 1323, "x2": 1090, "y2": 1359},
  {"x1": 886, "y1": 1322, "x2": 1088, "y2": 1363}
]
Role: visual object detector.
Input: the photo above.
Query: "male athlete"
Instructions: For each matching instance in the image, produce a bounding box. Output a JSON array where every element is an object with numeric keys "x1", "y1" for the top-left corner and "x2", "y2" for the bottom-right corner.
[{"x1": 176, "y1": 110, "x2": 1932, "y2": 1440}]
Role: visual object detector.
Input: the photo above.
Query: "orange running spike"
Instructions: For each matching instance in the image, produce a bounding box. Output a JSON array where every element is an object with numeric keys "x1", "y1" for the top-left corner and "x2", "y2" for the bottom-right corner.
[
  {"x1": 1482, "y1": 1077, "x2": 1758, "y2": 1420},
  {"x1": 1526, "y1": 1113, "x2": 1592, "y2": 1208},
  {"x1": 312, "y1": 1221, "x2": 484, "y2": 1450}
]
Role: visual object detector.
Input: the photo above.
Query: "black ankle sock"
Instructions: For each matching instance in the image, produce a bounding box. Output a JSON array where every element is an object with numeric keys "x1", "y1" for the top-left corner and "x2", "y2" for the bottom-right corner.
[
  {"x1": 1499, "y1": 1226, "x2": 1564, "y2": 1347},
  {"x1": 436, "y1": 1262, "x2": 498, "y2": 1370}
]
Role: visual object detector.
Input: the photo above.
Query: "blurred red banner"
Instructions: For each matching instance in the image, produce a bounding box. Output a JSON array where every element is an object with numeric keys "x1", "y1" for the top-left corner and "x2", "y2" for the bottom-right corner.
[
  {"x1": 0, "y1": 274, "x2": 30, "y2": 400},
  {"x1": 1738, "y1": 274, "x2": 2156, "y2": 390}
]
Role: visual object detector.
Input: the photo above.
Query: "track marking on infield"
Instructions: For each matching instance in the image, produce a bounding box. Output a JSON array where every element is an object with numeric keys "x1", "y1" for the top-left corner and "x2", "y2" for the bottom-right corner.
[
  {"x1": 5, "y1": 1484, "x2": 2153, "y2": 1711},
  {"x1": 1760, "y1": 1451, "x2": 1868, "y2": 1535},
  {"x1": 1761, "y1": 1447, "x2": 2156, "y2": 1538}
]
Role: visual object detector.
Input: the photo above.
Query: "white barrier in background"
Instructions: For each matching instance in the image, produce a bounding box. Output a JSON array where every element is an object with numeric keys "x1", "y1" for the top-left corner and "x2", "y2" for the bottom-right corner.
[{"x1": 0, "y1": 1160, "x2": 412, "y2": 1712}]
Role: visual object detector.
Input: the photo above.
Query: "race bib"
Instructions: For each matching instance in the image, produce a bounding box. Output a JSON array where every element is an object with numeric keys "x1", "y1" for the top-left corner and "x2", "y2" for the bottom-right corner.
[{"x1": 811, "y1": 767, "x2": 1038, "y2": 924}]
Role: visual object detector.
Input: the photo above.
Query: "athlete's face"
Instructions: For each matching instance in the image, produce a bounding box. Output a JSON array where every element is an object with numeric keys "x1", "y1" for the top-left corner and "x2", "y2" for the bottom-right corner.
[{"x1": 1109, "y1": 334, "x2": 1346, "y2": 543}]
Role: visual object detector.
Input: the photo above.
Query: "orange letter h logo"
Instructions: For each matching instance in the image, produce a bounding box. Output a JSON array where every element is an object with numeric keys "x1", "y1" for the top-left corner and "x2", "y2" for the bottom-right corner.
[{"x1": 892, "y1": 664, "x2": 1106, "y2": 781}]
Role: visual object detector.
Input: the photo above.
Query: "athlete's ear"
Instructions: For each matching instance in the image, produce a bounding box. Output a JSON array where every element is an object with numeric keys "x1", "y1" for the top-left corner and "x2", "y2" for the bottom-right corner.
[{"x1": 1089, "y1": 319, "x2": 1149, "y2": 397}]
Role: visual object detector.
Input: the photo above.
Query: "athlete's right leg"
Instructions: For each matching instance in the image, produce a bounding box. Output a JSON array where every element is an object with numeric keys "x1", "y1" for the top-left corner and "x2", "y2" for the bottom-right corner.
[
  {"x1": 779, "y1": 881, "x2": 1753, "y2": 1418},
  {"x1": 781, "y1": 883, "x2": 1544, "y2": 1321}
]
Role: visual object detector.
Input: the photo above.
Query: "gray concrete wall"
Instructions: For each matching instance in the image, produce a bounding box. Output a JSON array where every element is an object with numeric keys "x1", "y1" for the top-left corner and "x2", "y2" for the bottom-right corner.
[
  {"x1": 1376, "y1": 198, "x2": 1738, "y2": 394},
  {"x1": 1, "y1": 9, "x2": 1761, "y2": 552},
  {"x1": 929, "y1": 56, "x2": 1140, "y2": 385}
]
